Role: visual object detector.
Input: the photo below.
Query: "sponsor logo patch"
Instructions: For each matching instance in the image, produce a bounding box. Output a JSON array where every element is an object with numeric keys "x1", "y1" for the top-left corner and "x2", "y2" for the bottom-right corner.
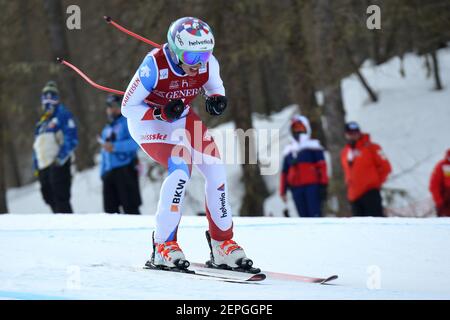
[
  {"x1": 188, "y1": 39, "x2": 214, "y2": 47},
  {"x1": 164, "y1": 88, "x2": 201, "y2": 100},
  {"x1": 159, "y1": 68, "x2": 169, "y2": 80},
  {"x1": 140, "y1": 65, "x2": 151, "y2": 78},
  {"x1": 122, "y1": 77, "x2": 141, "y2": 106},
  {"x1": 171, "y1": 179, "x2": 187, "y2": 212},
  {"x1": 169, "y1": 81, "x2": 180, "y2": 89},
  {"x1": 140, "y1": 133, "x2": 168, "y2": 141},
  {"x1": 219, "y1": 192, "x2": 227, "y2": 218}
]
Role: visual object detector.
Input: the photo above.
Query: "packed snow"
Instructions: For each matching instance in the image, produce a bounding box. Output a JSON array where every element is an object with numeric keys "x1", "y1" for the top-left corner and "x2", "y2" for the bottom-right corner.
[{"x1": 1, "y1": 215, "x2": 449, "y2": 300}]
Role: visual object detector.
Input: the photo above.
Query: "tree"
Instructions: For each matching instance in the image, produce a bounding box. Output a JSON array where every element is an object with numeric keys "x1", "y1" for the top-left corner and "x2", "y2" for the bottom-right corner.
[
  {"x1": 0, "y1": 0, "x2": 9, "y2": 213},
  {"x1": 285, "y1": 0, "x2": 326, "y2": 143},
  {"x1": 212, "y1": 1, "x2": 270, "y2": 216},
  {"x1": 43, "y1": 0, "x2": 94, "y2": 169},
  {"x1": 0, "y1": 69, "x2": 8, "y2": 214},
  {"x1": 306, "y1": 0, "x2": 351, "y2": 216},
  {"x1": 0, "y1": 108, "x2": 7, "y2": 213},
  {"x1": 430, "y1": 50, "x2": 443, "y2": 91}
]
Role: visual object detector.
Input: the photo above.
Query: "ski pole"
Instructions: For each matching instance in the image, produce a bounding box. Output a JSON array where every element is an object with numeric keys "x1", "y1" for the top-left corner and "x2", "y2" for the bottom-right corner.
[
  {"x1": 57, "y1": 57, "x2": 156, "y2": 106},
  {"x1": 104, "y1": 16, "x2": 162, "y2": 48},
  {"x1": 57, "y1": 57, "x2": 125, "y2": 96}
]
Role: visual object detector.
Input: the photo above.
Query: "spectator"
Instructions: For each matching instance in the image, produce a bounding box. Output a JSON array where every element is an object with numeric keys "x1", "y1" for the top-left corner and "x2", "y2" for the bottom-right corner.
[
  {"x1": 100, "y1": 94, "x2": 141, "y2": 215},
  {"x1": 33, "y1": 81, "x2": 78, "y2": 213},
  {"x1": 341, "y1": 122, "x2": 391, "y2": 217},
  {"x1": 429, "y1": 149, "x2": 450, "y2": 217},
  {"x1": 280, "y1": 115, "x2": 328, "y2": 217}
]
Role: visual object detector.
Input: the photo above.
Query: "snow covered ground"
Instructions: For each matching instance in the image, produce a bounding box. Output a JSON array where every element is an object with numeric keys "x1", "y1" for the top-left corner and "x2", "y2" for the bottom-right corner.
[{"x1": 1, "y1": 215, "x2": 449, "y2": 300}]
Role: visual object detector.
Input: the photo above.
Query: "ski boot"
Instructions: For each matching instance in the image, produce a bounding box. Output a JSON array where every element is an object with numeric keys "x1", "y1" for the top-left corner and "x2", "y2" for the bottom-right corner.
[
  {"x1": 145, "y1": 232, "x2": 191, "y2": 272},
  {"x1": 204, "y1": 231, "x2": 261, "y2": 274}
]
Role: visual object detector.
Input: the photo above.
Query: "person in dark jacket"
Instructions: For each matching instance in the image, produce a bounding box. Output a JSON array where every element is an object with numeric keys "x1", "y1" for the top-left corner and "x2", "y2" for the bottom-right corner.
[
  {"x1": 429, "y1": 149, "x2": 450, "y2": 217},
  {"x1": 33, "y1": 81, "x2": 78, "y2": 213},
  {"x1": 100, "y1": 94, "x2": 142, "y2": 215},
  {"x1": 341, "y1": 122, "x2": 392, "y2": 217},
  {"x1": 280, "y1": 115, "x2": 328, "y2": 217}
]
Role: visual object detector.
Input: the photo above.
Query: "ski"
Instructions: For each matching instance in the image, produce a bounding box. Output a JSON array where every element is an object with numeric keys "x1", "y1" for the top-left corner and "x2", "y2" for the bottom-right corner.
[
  {"x1": 263, "y1": 269, "x2": 338, "y2": 284},
  {"x1": 144, "y1": 263, "x2": 265, "y2": 284},
  {"x1": 190, "y1": 263, "x2": 266, "y2": 282},
  {"x1": 191, "y1": 262, "x2": 337, "y2": 285}
]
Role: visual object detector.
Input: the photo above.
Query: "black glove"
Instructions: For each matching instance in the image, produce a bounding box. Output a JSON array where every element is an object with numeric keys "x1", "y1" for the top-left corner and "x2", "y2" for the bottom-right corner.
[
  {"x1": 161, "y1": 99, "x2": 185, "y2": 121},
  {"x1": 205, "y1": 95, "x2": 227, "y2": 116}
]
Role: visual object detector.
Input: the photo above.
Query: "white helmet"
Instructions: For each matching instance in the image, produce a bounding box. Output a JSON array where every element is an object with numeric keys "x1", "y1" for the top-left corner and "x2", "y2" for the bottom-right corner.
[{"x1": 167, "y1": 17, "x2": 214, "y2": 66}]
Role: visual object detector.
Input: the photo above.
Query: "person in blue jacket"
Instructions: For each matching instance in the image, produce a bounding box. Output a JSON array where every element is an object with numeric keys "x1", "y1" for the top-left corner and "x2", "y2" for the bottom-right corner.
[
  {"x1": 100, "y1": 94, "x2": 142, "y2": 215},
  {"x1": 33, "y1": 81, "x2": 78, "y2": 213}
]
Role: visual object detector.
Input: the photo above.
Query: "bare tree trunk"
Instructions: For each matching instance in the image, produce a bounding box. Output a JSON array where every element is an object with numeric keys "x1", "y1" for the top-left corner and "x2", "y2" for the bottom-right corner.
[
  {"x1": 43, "y1": 0, "x2": 94, "y2": 170},
  {"x1": 355, "y1": 68, "x2": 378, "y2": 103},
  {"x1": 430, "y1": 50, "x2": 443, "y2": 91},
  {"x1": 322, "y1": 83, "x2": 351, "y2": 217},
  {"x1": 424, "y1": 54, "x2": 432, "y2": 78},
  {"x1": 0, "y1": 5, "x2": 8, "y2": 213},
  {"x1": 0, "y1": 128, "x2": 7, "y2": 213},
  {"x1": 343, "y1": 37, "x2": 378, "y2": 103},
  {"x1": 5, "y1": 115, "x2": 23, "y2": 187},
  {"x1": 213, "y1": 1, "x2": 270, "y2": 217},
  {"x1": 235, "y1": 61, "x2": 270, "y2": 217},
  {"x1": 312, "y1": 0, "x2": 351, "y2": 216},
  {"x1": 0, "y1": 80, "x2": 8, "y2": 213},
  {"x1": 286, "y1": 0, "x2": 326, "y2": 143}
]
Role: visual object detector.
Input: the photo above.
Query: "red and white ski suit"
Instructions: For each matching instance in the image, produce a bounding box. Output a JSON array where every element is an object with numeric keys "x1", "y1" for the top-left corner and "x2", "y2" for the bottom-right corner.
[{"x1": 122, "y1": 44, "x2": 233, "y2": 243}]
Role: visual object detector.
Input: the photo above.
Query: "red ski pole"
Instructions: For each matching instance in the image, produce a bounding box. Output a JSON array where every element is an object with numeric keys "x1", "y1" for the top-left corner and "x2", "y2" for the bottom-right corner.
[
  {"x1": 57, "y1": 57, "x2": 125, "y2": 96},
  {"x1": 57, "y1": 58, "x2": 153, "y2": 105},
  {"x1": 104, "y1": 16, "x2": 162, "y2": 48}
]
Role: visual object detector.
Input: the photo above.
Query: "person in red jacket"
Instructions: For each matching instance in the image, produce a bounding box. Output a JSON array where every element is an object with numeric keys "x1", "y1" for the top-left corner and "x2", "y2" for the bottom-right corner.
[
  {"x1": 341, "y1": 122, "x2": 391, "y2": 217},
  {"x1": 429, "y1": 149, "x2": 450, "y2": 217}
]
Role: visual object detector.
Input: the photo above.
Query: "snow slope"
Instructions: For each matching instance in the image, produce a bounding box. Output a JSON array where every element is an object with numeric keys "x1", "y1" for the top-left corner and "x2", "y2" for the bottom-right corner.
[
  {"x1": 1, "y1": 215, "x2": 449, "y2": 300},
  {"x1": 342, "y1": 48, "x2": 450, "y2": 215}
]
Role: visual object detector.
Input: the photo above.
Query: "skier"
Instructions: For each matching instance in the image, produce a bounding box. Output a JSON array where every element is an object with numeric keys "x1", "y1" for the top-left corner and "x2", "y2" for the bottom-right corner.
[
  {"x1": 121, "y1": 17, "x2": 255, "y2": 271},
  {"x1": 280, "y1": 115, "x2": 328, "y2": 217},
  {"x1": 100, "y1": 94, "x2": 142, "y2": 215},
  {"x1": 429, "y1": 149, "x2": 450, "y2": 217},
  {"x1": 33, "y1": 81, "x2": 78, "y2": 213}
]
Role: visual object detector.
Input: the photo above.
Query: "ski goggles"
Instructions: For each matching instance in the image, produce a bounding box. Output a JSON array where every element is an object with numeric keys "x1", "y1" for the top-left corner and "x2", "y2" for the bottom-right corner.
[
  {"x1": 41, "y1": 92, "x2": 59, "y2": 105},
  {"x1": 180, "y1": 50, "x2": 212, "y2": 67}
]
